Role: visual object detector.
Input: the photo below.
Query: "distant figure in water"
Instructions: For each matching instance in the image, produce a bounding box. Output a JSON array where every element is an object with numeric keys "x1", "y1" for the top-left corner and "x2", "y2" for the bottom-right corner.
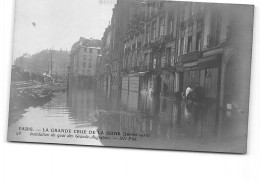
[
  {"x1": 186, "y1": 85, "x2": 192, "y2": 99},
  {"x1": 193, "y1": 82, "x2": 203, "y2": 103},
  {"x1": 163, "y1": 83, "x2": 168, "y2": 97}
]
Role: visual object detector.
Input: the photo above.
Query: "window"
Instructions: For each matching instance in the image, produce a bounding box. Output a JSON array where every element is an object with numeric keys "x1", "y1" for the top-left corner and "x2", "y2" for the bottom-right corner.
[
  {"x1": 188, "y1": 3, "x2": 193, "y2": 18},
  {"x1": 169, "y1": 20, "x2": 174, "y2": 35},
  {"x1": 152, "y1": 22, "x2": 156, "y2": 41},
  {"x1": 180, "y1": 6, "x2": 185, "y2": 23},
  {"x1": 179, "y1": 37, "x2": 184, "y2": 55},
  {"x1": 132, "y1": 43, "x2": 136, "y2": 50},
  {"x1": 89, "y1": 48, "x2": 92, "y2": 53},
  {"x1": 151, "y1": 53, "x2": 157, "y2": 69},
  {"x1": 83, "y1": 62, "x2": 86, "y2": 68},
  {"x1": 97, "y1": 49, "x2": 101, "y2": 54},
  {"x1": 166, "y1": 47, "x2": 171, "y2": 65},
  {"x1": 83, "y1": 55, "x2": 87, "y2": 60},
  {"x1": 159, "y1": 18, "x2": 165, "y2": 37},
  {"x1": 146, "y1": 24, "x2": 150, "y2": 43},
  {"x1": 189, "y1": 70, "x2": 195, "y2": 78},
  {"x1": 161, "y1": 50, "x2": 166, "y2": 58},
  {"x1": 88, "y1": 62, "x2": 92, "y2": 68},
  {"x1": 209, "y1": 10, "x2": 221, "y2": 46},
  {"x1": 205, "y1": 68, "x2": 212, "y2": 77},
  {"x1": 187, "y1": 36, "x2": 192, "y2": 53},
  {"x1": 144, "y1": 53, "x2": 149, "y2": 64},
  {"x1": 196, "y1": 32, "x2": 202, "y2": 51}
]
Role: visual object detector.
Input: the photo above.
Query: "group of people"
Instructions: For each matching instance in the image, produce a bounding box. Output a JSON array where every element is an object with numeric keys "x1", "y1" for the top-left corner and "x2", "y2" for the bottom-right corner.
[
  {"x1": 185, "y1": 83, "x2": 204, "y2": 103},
  {"x1": 156, "y1": 81, "x2": 204, "y2": 104}
]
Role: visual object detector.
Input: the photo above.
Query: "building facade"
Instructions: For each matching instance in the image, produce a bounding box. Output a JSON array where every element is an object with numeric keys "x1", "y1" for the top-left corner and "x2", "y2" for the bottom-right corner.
[
  {"x1": 14, "y1": 54, "x2": 32, "y2": 73},
  {"x1": 14, "y1": 50, "x2": 70, "y2": 81},
  {"x1": 70, "y1": 37, "x2": 101, "y2": 88},
  {"x1": 97, "y1": 25, "x2": 112, "y2": 92},
  {"x1": 97, "y1": 0, "x2": 253, "y2": 112},
  {"x1": 122, "y1": 1, "x2": 178, "y2": 97}
]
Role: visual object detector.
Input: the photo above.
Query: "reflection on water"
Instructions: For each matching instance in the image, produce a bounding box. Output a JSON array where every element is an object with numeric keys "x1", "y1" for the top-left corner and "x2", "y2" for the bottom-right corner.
[{"x1": 8, "y1": 86, "x2": 248, "y2": 153}]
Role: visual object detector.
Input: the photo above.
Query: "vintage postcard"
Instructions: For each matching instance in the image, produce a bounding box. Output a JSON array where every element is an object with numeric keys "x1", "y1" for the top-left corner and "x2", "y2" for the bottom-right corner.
[{"x1": 8, "y1": 0, "x2": 254, "y2": 153}]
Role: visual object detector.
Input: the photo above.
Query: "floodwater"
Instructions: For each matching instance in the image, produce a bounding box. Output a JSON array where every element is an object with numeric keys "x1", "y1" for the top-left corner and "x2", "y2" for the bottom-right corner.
[{"x1": 7, "y1": 86, "x2": 248, "y2": 153}]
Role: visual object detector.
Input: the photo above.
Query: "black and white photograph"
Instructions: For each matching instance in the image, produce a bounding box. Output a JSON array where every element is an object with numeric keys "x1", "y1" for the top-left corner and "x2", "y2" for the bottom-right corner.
[{"x1": 7, "y1": 0, "x2": 254, "y2": 154}]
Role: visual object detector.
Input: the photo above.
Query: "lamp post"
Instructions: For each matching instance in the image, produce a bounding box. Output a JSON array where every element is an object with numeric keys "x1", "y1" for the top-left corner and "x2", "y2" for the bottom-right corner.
[{"x1": 67, "y1": 66, "x2": 70, "y2": 91}]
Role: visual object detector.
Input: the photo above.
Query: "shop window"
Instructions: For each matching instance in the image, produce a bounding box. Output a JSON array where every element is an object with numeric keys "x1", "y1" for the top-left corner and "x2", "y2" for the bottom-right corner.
[
  {"x1": 205, "y1": 68, "x2": 212, "y2": 77},
  {"x1": 189, "y1": 70, "x2": 195, "y2": 78}
]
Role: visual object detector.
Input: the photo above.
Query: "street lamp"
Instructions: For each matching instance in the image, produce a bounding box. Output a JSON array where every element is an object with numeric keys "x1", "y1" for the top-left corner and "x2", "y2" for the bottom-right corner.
[{"x1": 67, "y1": 66, "x2": 70, "y2": 91}]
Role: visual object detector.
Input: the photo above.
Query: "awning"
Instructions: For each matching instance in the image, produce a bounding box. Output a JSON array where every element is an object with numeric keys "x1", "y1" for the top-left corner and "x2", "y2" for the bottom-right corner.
[
  {"x1": 123, "y1": 71, "x2": 151, "y2": 77},
  {"x1": 134, "y1": 71, "x2": 150, "y2": 76},
  {"x1": 197, "y1": 55, "x2": 220, "y2": 68}
]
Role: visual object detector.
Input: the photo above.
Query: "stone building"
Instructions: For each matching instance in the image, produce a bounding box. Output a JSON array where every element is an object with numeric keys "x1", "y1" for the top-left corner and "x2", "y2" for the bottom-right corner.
[
  {"x1": 14, "y1": 54, "x2": 32, "y2": 72},
  {"x1": 70, "y1": 37, "x2": 101, "y2": 88},
  {"x1": 97, "y1": 25, "x2": 112, "y2": 92},
  {"x1": 14, "y1": 50, "x2": 70, "y2": 81},
  {"x1": 175, "y1": 2, "x2": 253, "y2": 111},
  {"x1": 97, "y1": 0, "x2": 137, "y2": 96},
  {"x1": 97, "y1": 0, "x2": 253, "y2": 113}
]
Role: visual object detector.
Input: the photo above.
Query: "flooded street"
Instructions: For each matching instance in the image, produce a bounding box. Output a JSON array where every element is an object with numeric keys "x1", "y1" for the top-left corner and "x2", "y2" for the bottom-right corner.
[{"x1": 8, "y1": 86, "x2": 248, "y2": 153}]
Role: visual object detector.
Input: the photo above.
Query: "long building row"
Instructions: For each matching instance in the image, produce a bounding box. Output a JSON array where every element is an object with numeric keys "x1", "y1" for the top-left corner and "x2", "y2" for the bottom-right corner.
[{"x1": 95, "y1": 0, "x2": 253, "y2": 111}]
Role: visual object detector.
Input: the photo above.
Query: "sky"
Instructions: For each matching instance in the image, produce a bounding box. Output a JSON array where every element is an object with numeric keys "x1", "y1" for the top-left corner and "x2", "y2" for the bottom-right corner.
[{"x1": 12, "y1": 0, "x2": 116, "y2": 60}]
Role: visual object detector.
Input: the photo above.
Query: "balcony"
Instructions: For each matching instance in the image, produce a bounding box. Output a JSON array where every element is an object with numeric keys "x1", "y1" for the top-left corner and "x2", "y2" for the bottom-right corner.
[
  {"x1": 161, "y1": 61, "x2": 171, "y2": 69},
  {"x1": 165, "y1": 34, "x2": 175, "y2": 42},
  {"x1": 121, "y1": 68, "x2": 128, "y2": 73},
  {"x1": 178, "y1": 50, "x2": 200, "y2": 63},
  {"x1": 131, "y1": 66, "x2": 139, "y2": 72}
]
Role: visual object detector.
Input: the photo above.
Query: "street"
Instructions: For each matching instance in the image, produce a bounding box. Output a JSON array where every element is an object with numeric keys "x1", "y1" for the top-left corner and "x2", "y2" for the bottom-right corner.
[{"x1": 8, "y1": 85, "x2": 248, "y2": 153}]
